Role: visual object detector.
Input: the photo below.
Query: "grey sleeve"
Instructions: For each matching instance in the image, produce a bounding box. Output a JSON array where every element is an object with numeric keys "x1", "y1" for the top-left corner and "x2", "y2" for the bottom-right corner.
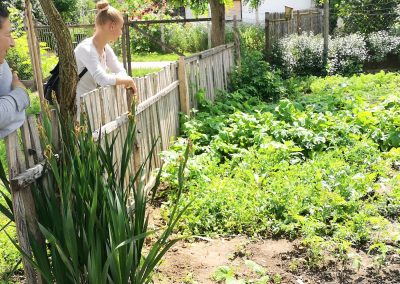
[{"x1": 0, "y1": 87, "x2": 30, "y2": 129}]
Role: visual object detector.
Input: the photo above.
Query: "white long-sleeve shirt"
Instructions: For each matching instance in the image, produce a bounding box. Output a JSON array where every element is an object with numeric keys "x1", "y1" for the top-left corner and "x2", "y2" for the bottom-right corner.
[
  {"x1": 0, "y1": 61, "x2": 30, "y2": 138},
  {"x1": 74, "y1": 37, "x2": 127, "y2": 98}
]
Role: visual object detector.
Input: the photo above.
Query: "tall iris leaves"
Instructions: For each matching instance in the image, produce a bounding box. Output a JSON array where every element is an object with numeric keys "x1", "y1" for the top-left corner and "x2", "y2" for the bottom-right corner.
[{"x1": 9, "y1": 106, "x2": 189, "y2": 283}]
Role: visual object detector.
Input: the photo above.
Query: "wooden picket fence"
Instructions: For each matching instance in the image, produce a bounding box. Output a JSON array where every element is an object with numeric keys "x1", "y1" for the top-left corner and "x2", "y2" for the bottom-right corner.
[
  {"x1": 3, "y1": 43, "x2": 235, "y2": 283},
  {"x1": 265, "y1": 8, "x2": 323, "y2": 53}
]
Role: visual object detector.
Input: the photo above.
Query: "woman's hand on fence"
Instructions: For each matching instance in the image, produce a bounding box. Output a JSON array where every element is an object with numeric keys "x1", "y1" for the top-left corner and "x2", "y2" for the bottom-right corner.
[
  {"x1": 128, "y1": 79, "x2": 137, "y2": 95},
  {"x1": 117, "y1": 76, "x2": 137, "y2": 93}
]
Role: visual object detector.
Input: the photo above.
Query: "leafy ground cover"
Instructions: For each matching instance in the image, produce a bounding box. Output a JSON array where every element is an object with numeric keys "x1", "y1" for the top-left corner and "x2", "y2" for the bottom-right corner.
[{"x1": 159, "y1": 68, "x2": 400, "y2": 282}]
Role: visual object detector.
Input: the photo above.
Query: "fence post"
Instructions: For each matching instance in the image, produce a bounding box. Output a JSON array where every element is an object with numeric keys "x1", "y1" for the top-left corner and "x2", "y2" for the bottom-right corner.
[
  {"x1": 122, "y1": 15, "x2": 128, "y2": 71},
  {"x1": 178, "y1": 56, "x2": 190, "y2": 116},
  {"x1": 233, "y1": 15, "x2": 241, "y2": 66},
  {"x1": 124, "y1": 14, "x2": 132, "y2": 77},
  {"x1": 309, "y1": 10, "x2": 313, "y2": 33},
  {"x1": 323, "y1": 0, "x2": 329, "y2": 68},
  {"x1": 297, "y1": 10, "x2": 301, "y2": 35},
  {"x1": 5, "y1": 134, "x2": 42, "y2": 284},
  {"x1": 265, "y1": 12, "x2": 271, "y2": 55},
  {"x1": 25, "y1": 1, "x2": 45, "y2": 110}
]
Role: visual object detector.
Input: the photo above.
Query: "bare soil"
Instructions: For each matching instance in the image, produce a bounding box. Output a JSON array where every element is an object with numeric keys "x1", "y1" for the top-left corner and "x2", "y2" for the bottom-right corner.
[
  {"x1": 152, "y1": 237, "x2": 400, "y2": 284},
  {"x1": 148, "y1": 207, "x2": 400, "y2": 284}
]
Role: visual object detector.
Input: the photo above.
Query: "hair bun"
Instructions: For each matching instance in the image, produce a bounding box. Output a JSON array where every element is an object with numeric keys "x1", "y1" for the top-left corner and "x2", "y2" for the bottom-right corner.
[{"x1": 96, "y1": 1, "x2": 109, "y2": 11}]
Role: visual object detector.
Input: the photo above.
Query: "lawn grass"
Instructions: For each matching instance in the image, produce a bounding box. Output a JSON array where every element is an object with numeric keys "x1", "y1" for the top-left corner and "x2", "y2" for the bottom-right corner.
[
  {"x1": 132, "y1": 68, "x2": 162, "y2": 77},
  {"x1": 132, "y1": 52, "x2": 189, "y2": 62}
]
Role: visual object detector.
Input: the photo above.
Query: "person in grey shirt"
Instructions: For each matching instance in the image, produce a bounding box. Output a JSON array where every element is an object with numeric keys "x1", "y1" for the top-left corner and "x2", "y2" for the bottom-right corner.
[{"x1": 0, "y1": 5, "x2": 30, "y2": 139}]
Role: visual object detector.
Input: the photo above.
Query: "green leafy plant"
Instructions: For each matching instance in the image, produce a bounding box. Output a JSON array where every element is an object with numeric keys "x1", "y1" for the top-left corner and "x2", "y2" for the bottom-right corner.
[
  {"x1": 6, "y1": 7, "x2": 57, "y2": 80},
  {"x1": 161, "y1": 68, "x2": 400, "y2": 270},
  {"x1": 212, "y1": 266, "x2": 241, "y2": 283},
  {"x1": 229, "y1": 50, "x2": 287, "y2": 101}
]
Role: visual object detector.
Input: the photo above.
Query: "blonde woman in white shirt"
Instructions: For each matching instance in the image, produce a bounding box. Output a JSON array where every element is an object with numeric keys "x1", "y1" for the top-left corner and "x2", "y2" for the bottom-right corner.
[{"x1": 74, "y1": 0, "x2": 136, "y2": 111}]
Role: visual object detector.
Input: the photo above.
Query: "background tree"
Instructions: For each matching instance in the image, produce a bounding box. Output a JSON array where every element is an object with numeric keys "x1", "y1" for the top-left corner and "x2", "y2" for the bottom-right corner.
[
  {"x1": 328, "y1": 0, "x2": 400, "y2": 34},
  {"x1": 169, "y1": 0, "x2": 260, "y2": 47},
  {"x1": 4, "y1": 0, "x2": 83, "y2": 23}
]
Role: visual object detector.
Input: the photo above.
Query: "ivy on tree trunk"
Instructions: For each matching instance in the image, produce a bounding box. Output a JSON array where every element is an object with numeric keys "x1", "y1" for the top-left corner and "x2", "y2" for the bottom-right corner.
[
  {"x1": 209, "y1": 0, "x2": 225, "y2": 47},
  {"x1": 36, "y1": 0, "x2": 78, "y2": 118}
]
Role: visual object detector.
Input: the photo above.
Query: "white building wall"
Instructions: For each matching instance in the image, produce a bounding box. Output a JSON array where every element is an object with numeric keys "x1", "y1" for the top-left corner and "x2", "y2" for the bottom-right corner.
[{"x1": 242, "y1": 0, "x2": 315, "y2": 24}]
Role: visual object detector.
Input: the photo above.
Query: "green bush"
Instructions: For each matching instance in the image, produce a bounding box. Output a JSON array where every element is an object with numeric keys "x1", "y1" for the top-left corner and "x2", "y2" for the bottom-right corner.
[
  {"x1": 166, "y1": 23, "x2": 208, "y2": 53},
  {"x1": 226, "y1": 23, "x2": 265, "y2": 52},
  {"x1": 131, "y1": 19, "x2": 162, "y2": 53},
  {"x1": 131, "y1": 19, "x2": 208, "y2": 54},
  {"x1": 229, "y1": 50, "x2": 287, "y2": 101}
]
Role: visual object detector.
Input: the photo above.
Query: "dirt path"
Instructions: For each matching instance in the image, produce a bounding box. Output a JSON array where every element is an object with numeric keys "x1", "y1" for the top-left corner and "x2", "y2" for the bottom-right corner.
[{"x1": 152, "y1": 236, "x2": 400, "y2": 284}]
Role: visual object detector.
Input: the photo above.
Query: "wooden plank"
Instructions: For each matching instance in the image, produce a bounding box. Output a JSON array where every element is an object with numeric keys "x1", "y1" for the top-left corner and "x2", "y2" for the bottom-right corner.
[
  {"x1": 184, "y1": 54, "x2": 200, "y2": 64},
  {"x1": 110, "y1": 86, "x2": 122, "y2": 178},
  {"x1": 5, "y1": 134, "x2": 38, "y2": 283},
  {"x1": 111, "y1": 87, "x2": 119, "y2": 120},
  {"x1": 5, "y1": 134, "x2": 18, "y2": 179},
  {"x1": 94, "y1": 89, "x2": 103, "y2": 129},
  {"x1": 145, "y1": 75, "x2": 157, "y2": 169},
  {"x1": 16, "y1": 135, "x2": 27, "y2": 174},
  {"x1": 99, "y1": 88, "x2": 106, "y2": 125},
  {"x1": 116, "y1": 86, "x2": 124, "y2": 115},
  {"x1": 160, "y1": 67, "x2": 169, "y2": 149},
  {"x1": 90, "y1": 90, "x2": 100, "y2": 130},
  {"x1": 165, "y1": 65, "x2": 173, "y2": 140},
  {"x1": 138, "y1": 78, "x2": 149, "y2": 170},
  {"x1": 142, "y1": 77, "x2": 153, "y2": 174},
  {"x1": 119, "y1": 86, "x2": 129, "y2": 112},
  {"x1": 206, "y1": 56, "x2": 214, "y2": 101},
  {"x1": 11, "y1": 163, "x2": 45, "y2": 188},
  {"x1": 199, "y1": 59, "x2": 207, "y2": 95},
  {"x1": 103, "y1": 87, "x2": 113, "y2": 124},
  {"x1": 165, "y1": 65, "x2": 174, "y2": 152},
  {"x1": 83, "y1": 90, "x2": 96, "y2": 126},
  {"x1": 135, "y1": 81, "x2": 179, "y2": 115},
  {"x1": 217, "y1": 52, "x2": 223, "y2": 90},
  {"x1": 27, "y1": 115, "x2": 44, "y2": 162},
  {"x1": 199, "y1": 44, "x2": 228, "y2": 59},
  {"x1": 223, "y1": 49, "x2": 228, "y2": 88},
  {"x1": 152, "y1": 73, "x2": 165, "y2": 152},
  {"x1": 178, "y1": 56, "x2": 190, "y2": 115},
  {"x1": 21, "y1": 121, "x2": 35, "y2": 168}
]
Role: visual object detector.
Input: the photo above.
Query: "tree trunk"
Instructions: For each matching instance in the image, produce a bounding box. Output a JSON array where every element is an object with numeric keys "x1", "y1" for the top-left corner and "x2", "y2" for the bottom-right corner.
[
  {"x1": 36, "y1": 0, "x2": 78, "y2": 119},
  {"x1": 209, "y1": 0, "x2": 225, "y2": 47}
]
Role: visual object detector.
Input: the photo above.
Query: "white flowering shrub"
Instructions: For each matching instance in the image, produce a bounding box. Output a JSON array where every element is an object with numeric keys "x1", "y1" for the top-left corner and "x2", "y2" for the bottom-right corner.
[
  {"x1": 272, "y1": 33, "x2": 372, "y2": 76},
  {"x1": 271, "y1": 32, "x2": 325, "y2": 76},
  {"x1": 328, "y1": 33, "x2": 368, "y2": 75},
  {"x1": 366, "y1": 31, "x2": 400, "y2": 61}
]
